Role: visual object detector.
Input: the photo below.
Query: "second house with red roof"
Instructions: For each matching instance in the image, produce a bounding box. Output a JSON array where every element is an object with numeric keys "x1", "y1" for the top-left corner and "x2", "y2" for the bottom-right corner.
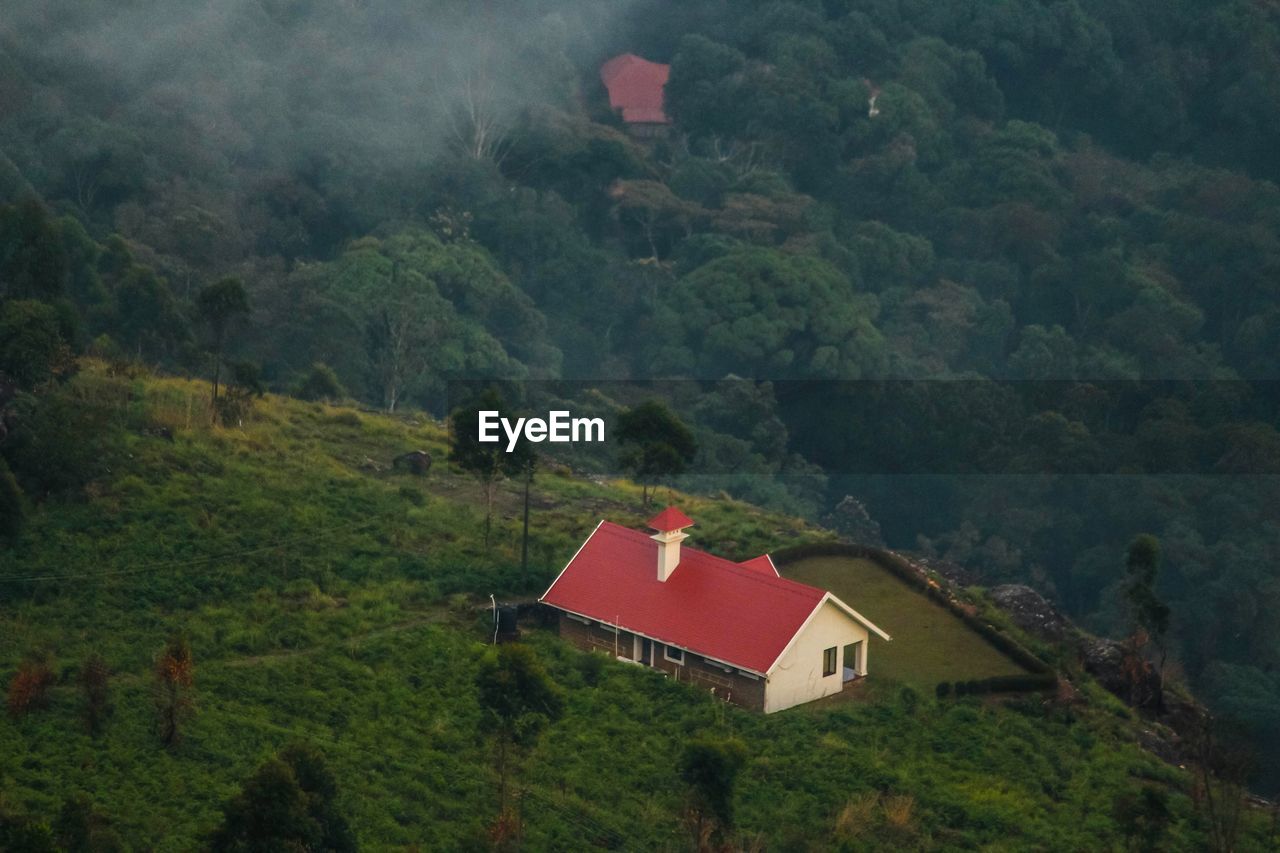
[{"x1": 540, "y1": 508, "x2": 890, "y2": 713}]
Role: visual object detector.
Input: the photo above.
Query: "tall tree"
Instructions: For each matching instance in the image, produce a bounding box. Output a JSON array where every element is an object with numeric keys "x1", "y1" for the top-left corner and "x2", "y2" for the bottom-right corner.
[
  {"x1": 475, "y1": 644, "x2": 563, "y2": 835},
  {"x1": 1125, "y1": 534, "x2": 1171, "y2": 682},
  {"x1": 679, "y1": 736, "x2": 747, "y2": 847},
  {"x1": 616, "y1": 401, "x2": 697, "y2": 507},
  {"x1": 503, "y1": 421, "x2": 539, "y2": 590},
  {"x1": 210, "y1": 743, "x2": 355, "y2": 852},
  {"x1": 0, "y1": 457, "x2": 23, "y2": 540},
  {"x1": 195, "y1": 277, "x2": 249, "y2": 405},
  {"x1": 153, "y1": 633, "x2": 194, "y2": 747},
  {"x1": 80, "y1": 653, "x2": 111, "y2": 738},
  {"x1": 0, "y1": 300, "x2": 72, "y2": 390},
  {"x1": 449, "y1": 388, "x2": 508, "y2": 546}
]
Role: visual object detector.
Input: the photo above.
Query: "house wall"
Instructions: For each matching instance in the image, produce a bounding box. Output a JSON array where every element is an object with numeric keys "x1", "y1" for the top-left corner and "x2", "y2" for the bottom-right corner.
[
  {"x1": 764, "y1": 601, "x2": 869, "y2": 713},
  {"x1": 558, "y1": 613, "x2": 631, "y2": 657},
  {"x1": 556, "y1": 613, "x2": 766, "y2": 710},
  {"x1": 648, "y1": 640, "x2": 767, "y2": 711}
]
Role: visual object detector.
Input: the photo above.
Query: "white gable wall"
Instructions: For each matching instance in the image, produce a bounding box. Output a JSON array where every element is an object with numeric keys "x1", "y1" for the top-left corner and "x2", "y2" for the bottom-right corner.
[{"x1": 764, "y1": 600, "x2": 869, "y2": 713}]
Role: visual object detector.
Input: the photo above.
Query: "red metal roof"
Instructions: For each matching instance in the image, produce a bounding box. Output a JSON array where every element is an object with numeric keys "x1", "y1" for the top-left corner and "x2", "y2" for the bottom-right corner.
[
  {"x1": 737, "y1": 555, "x2": 780, "y2": 577},
  {"x1": 647, "y1": 506, "x2": 694, "y2": 532},
  {"x1": 600, "y1": 53, "x2": 672, "y2": 125},
  {"x1": 540, "y1": 521, "x2": 826, "y2": 673}
]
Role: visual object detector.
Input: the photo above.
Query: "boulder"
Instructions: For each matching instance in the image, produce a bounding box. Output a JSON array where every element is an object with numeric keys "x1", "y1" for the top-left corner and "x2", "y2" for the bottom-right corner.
[
  {"x1": 392, "y1": 450, "x2": 432, "y2": 476},
  {"x1": 989, "y1": 584, "x2": 1070, "y2": 641},
  {"x1": 1081, "y1": 637, "x2": 1163, "y2": 713}
]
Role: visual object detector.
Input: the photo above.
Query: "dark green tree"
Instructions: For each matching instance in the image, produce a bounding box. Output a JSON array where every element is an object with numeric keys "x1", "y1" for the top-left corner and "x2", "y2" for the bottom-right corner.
[
  {"x1": 154, "y1": 633, "x2": 194, "y2": 748},
  {"x1": 1125, "y1": 534, "x2": 1171, "y2": 681},
  {"x1": 616, "y1": 401, "x2": 697, "y2": 507},
  {"x1": 502, "y1": 430, "x2": 538, "y2": 591},
  {"x1": 679, "y1": 736, "x2": 747, "y2": 845},
  {"x1": 195, "y1": 277, "x2": 249, "y2": 405},
  {"x1": 294, "y1": 362, "x2": 347, "y2": 402},
  {"x1": 53, "y1": 793, "x2": 124, "y2": 853},
  {"x1": 449, "y1": 388, "x2": 507, "y2": 546},
  {"x1": 80, "y1": 653, "x2": 111, "y2": 737},
  {"x1": 475, "y1": 644, "x2": 563, "y2": 823},
  {"x1": 0, "y1": 806, "x2": 55, "y2": 852},
  {"x1": 1111, "y1": 786, "x2": 1171, "y2": 853},
  {"x1": 209, "y1": 743, "x2": 355, "y2": 852},
  {"x1": 0, "y1": 300, "x2": 70, "y2": 390},
  {"x1": 0, "y1": 197, "x2": 68, "y2": 302},
  {"x1": 0, "y1": 456, "x2": 23, "y2": 540}
]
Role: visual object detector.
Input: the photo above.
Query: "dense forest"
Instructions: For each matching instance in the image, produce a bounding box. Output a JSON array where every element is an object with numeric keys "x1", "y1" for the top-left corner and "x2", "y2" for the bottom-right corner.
[{"x1": 3, "y1": 0, "x2": 1280, "y2": 796}]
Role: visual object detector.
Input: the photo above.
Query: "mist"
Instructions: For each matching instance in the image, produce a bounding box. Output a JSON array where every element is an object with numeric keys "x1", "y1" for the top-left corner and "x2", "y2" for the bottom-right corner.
[{"x1": 0, "y1": 0, "x2": 637, "y2": 220}]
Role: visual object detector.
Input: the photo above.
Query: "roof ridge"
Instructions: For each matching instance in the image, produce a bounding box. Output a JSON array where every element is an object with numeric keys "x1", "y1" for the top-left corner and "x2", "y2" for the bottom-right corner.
[{"x1": 596, "y1": 521, "x2": 822, "y2": 599}]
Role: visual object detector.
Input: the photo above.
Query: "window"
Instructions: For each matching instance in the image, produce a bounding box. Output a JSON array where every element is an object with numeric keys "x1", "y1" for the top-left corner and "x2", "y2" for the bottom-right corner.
[
  {"x1": 664, "y1": 645, "x2": 684, "y2": 664},
  {"x1": 822, "y1": 646, "x2": 837, "y2": 677}
]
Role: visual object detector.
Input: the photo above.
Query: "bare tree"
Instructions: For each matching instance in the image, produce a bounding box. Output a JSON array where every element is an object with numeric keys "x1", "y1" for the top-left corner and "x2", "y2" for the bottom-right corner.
[{"x1": 436, "y1": 46, "x2": 512, "y2": 163}]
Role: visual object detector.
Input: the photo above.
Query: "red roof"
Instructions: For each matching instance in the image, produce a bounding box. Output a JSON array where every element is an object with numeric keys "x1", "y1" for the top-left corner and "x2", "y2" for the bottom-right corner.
[
  {"x1": 737, "y1": 555, "x2": 780, "y2": 577},
  {"x1": 647, "y1": 506, "x2": 694, "y2": 532},
  {"x1": 600, "y1": 53, "x2": 671, "y2": 125},
  {"x1": 540, "y1": 521, "x2": 826, "y2": 673}
]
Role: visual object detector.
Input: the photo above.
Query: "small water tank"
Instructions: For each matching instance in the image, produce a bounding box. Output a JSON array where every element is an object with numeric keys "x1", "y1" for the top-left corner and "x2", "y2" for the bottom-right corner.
[{"x1": 496, "y1": 604, "x2": 520, "y2": 642}]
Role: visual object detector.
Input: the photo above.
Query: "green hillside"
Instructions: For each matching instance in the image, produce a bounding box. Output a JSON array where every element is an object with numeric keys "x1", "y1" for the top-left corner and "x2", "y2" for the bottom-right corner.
[{"x1": 0, "y1": 369, "x2": 1271, "y2": 850}]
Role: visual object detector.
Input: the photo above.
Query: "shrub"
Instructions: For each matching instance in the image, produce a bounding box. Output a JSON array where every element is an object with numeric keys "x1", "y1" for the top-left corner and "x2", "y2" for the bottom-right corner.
[
  {"x1": 295, "y1": 362, "x2": 347, "y2": 402},
  {"x1": 7, "y1": 656, "x2": 54, "y2": 718},
  {"x1": 0, "y1": 457, "x2": 23, "y2": 539},
  {"x1": 935, "y1": 682, "x2": 951, "y2": 700},
  {"x1": 81, "y1": 653, "x2": 112, "y2": 736}
]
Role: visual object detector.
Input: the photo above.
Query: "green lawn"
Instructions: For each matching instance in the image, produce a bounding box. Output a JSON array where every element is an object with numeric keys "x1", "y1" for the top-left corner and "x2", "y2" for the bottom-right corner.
[{"x1": 783, "y1": 556, "x2": 1031, "y2": 688}]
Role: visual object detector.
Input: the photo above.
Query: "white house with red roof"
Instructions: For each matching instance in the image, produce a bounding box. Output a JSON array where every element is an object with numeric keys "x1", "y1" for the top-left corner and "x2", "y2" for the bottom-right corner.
[{"x1": 540, "y1": 508, "x2": 890, "y2": 713}]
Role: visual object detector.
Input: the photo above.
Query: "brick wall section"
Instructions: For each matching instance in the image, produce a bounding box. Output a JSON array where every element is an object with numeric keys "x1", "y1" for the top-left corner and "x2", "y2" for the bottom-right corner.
[
  {"x1": 558, "y1": 613, "x2": 631, "y2": 657},
  {"x1": 556, "y1": 613, "x2": 767, "y2": 711}
]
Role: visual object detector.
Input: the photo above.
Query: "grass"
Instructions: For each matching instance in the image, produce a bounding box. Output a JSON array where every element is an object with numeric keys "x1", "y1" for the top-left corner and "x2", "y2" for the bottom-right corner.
[
  {"x1": 780, "y1": 556, "x2": 1033, "y2": 688},
  {"x1": 0, "y1": 366, "x2": 1274, "y2": 850}
]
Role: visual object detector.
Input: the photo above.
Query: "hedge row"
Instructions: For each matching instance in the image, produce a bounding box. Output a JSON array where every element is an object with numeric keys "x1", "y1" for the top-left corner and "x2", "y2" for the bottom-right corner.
[
  {"x1": 935, "y1": 673, "x2": 1058, "y2": 699},
  {"x1": 772, "y1": 542, "x2": 1057, "y2": 695}
]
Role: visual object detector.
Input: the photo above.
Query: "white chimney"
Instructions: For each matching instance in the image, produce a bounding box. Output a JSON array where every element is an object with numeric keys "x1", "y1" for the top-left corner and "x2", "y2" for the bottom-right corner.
[{"x1": 647, "y1": 507, "x2": 693, "y2": 583}]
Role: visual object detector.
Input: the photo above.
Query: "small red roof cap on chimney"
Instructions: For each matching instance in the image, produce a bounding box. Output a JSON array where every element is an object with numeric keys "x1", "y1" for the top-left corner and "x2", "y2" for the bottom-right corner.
[{"x1": 647, "y1": 506, "x2": 694, "y2": 532}]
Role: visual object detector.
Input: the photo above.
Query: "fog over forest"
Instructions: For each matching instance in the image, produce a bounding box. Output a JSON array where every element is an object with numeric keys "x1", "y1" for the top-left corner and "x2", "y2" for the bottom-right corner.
[{"x1": 3, "y1": 0, "x2": 1280, "y2": 846}]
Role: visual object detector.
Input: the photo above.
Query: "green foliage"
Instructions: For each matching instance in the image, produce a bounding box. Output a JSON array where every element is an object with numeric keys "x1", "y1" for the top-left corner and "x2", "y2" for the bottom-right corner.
[
  {"x1": 680, "y1": 736, "x2": 747, "y2": 834},
  {"x1": 0, "y1": 456, "x2": 23, "y2": 539},
  {"x1": 476, "y1": 643, "x2": 564, "y2": 740},
  {"x1": 53, "y1": 793, "x2": 125, "y2": 853},
  {"x1": 0, "y1": 373, "x2": 1268, "y2": 850},
  {"x1": 616, "y1": 400, "x2": 697, "y2": 505},
  {"x1": 1125, "y1": 534, "x2": 1170, "y2": 643},
  {"x1": 655, "y1": 247, "x2": 886, "y2": 379},
  {"x1": 294, "y1": 362, "x2": 347, "y2": 402},
  {"x1": 0, "y1": 299, "x2": 70, "y2": 389},
  {"x1": 209, "y1": 743, "x2": 355, "y2": 853}
]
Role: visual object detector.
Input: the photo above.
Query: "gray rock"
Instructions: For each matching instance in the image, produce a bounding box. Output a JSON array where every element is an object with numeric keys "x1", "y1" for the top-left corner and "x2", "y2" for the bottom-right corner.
[{"x1": 989, "y1": 584, "x2": 1070, "y2": 641}]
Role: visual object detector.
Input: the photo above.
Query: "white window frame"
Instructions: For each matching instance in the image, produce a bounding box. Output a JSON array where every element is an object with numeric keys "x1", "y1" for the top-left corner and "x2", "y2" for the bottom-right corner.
[{"x1": 664, "y1": 645, "x2": 685, "y2": 664}]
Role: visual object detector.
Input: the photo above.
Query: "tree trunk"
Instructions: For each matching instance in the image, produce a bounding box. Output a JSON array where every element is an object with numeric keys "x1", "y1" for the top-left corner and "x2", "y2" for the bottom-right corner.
[
  {"x1": 521, "y1": 470, "x2": 531, "y2": 590},
  {"x1": 210, "y1": 349, "x2": 222, "y2": 405},
  {"x1": 484, "y1": 478, "x2": 495, "y2": 548}
]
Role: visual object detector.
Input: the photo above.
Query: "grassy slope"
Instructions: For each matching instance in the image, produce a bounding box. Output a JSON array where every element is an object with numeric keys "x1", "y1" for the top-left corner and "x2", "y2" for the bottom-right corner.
[
  {"x1": 0, "y1": 368, "x2": 1270, "y2": 850},
  {"x1": 784, "y1": 556, "x2": 1029, "y2": 686}
]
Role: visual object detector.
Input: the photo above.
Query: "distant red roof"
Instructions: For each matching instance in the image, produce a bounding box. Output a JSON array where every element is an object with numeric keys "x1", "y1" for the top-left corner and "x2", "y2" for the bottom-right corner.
[
  {"x1": 600, "y1": 53, "x2": 671, "y2": 125},
  {"x1": 541, "y1": 521, "x2": 826, "y2": 673},
  {"x1": 647, "y1": 506, "x2": 694, "y2": 532}
]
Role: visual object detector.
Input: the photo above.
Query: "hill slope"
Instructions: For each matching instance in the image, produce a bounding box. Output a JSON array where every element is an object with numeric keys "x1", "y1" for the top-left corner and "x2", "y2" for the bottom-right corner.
[{"x1": 0, "y1": 368, "x2": 1272, "y2": 849}]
